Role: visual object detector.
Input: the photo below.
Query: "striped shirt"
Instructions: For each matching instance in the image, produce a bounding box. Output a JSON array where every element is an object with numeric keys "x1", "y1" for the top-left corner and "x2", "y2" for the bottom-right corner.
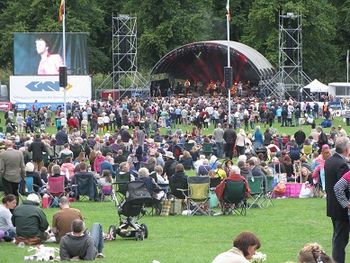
[{"x1": 334, "y1": 170, "x2": 350, "y2": 209}]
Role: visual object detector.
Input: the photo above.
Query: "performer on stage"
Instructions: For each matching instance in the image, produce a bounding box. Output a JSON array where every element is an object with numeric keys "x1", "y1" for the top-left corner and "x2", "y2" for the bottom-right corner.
[{"x1": 36, "y1": 38, "x2": 63, "y2": 75}]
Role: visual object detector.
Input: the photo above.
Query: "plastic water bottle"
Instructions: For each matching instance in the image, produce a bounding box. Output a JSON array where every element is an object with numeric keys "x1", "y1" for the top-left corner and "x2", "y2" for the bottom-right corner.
[{"x1": 42, "y1": 194, "x2": 49, "y2": 209}]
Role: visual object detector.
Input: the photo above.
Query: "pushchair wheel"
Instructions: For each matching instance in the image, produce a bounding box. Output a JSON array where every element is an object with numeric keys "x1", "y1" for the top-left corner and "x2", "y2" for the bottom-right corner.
[
  {"x1": 108, "y1": 225, "x2": 117, "y2": 239},
  {"x1": 135, "y1": 231, "x2": 144, "y2": 241},
  {"x1": 140, "y1": 224, "x2": 148, "y2": 239}
]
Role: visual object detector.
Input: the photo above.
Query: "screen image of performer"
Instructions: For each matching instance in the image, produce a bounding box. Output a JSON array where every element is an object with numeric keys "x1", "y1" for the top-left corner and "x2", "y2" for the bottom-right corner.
[{"x1": 36, "y1": 38, "x2": 63, "y2": 75}]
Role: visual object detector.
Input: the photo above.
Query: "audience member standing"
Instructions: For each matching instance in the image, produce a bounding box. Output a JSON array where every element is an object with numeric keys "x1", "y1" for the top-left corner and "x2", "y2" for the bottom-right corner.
[
  {"x1": 223, "y1": 124, "x2": 237, "y2": 160},
  {"x1": 55, "y1": 127, "x2": 69, "y2": 156},
  {"x1": 325, "y1": 137, "x2": 350, "y2": 263},
  {"x1": 0, "y1": 140, "x2": 25, "y2": 201},
  {"x1": 213, "y1": 123, "x2": 224, "y2": 158},
  {"x1": 28, "y1": 134, "x2": 47, "y2": 171}
]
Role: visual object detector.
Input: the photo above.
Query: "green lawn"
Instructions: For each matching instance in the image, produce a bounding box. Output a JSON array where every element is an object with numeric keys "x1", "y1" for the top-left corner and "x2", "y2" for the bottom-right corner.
[
  {"x1": 0, "y1": 198, "x2": 344, "y2": 263},
  {"x1": 1, "y1": 112, "x2": 350, "y2": 262}
]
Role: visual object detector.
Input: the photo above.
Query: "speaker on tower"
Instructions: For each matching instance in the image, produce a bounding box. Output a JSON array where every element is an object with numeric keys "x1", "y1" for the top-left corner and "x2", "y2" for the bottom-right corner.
[{"x1": 59, "y1": 66, "x2": 67, "y2": 87}]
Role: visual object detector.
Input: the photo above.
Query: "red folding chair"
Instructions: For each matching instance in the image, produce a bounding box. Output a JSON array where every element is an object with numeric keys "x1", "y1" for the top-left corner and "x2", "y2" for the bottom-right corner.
[{"x1": 47, "y1": 176, "x2": 67, "y2": 206}]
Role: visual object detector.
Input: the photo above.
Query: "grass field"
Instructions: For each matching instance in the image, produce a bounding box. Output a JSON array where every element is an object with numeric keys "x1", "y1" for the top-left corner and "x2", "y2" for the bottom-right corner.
[
  {"x1": 0, "y1": 198, "x2": 343, "y2": 263},
  {"x1": 1, "y1": 111, "x2": 350, "y2": 262}
]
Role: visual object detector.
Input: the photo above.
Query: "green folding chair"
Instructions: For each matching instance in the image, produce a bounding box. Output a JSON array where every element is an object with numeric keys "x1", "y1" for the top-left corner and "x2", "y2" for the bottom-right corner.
[
  {"x1": 222, "y1": 180, "x2": 247, "y2": 216},
  {"x1": 247, "y1": 176, "x2": 264, "y2": 209}
]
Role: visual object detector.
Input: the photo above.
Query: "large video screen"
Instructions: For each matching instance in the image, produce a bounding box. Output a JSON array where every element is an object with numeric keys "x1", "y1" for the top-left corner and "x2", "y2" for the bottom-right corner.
[{"x1": 14, "y1": 32, "x2": 88, "y2": 75}]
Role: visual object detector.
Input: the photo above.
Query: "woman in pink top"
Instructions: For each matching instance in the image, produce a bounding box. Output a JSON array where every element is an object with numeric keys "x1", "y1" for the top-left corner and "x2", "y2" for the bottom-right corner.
[
  {"x1": 312, "y1": 145, "x2": 331, "y2": 190},
  {"x1": 93, "y1": 151, "x2": 105, "y2": 173},
  {"x1": 60, "y1": 157, "x2": 75, "y2": 181}
]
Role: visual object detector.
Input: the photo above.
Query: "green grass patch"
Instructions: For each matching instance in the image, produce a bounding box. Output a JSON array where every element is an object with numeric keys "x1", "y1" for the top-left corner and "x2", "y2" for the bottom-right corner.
[{"x1": 1, "y1": 198, "x2": 344, "y2": 263}]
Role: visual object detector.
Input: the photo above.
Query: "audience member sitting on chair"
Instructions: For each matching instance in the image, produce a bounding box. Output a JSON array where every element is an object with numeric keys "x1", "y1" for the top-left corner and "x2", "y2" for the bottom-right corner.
[
  {"x1": 58, "y1": 143, "x2": 73, "y2": 164},
  {"x1": 197, "y1": 159, "x2": 211, "y2": 176},
  {"x1": 212, "y1": 231, "x2": 261, "y2": 263},
  {"x1": 179, "y1": 150, "x2": 194, "y2": 170},
  {"x1": 12, "y1": 193, "x2": 49, "y2": 245},
  {"x1": 60, "y1": 157, "x2": 75, "y2": 181},
  {"x1": 73, "y1": 163, "x2": 98, "y2": 201},
  {"x1": 137, "y1": 167, "x2": 165, "y2": 214},
  {"x1": 215, "y1": 165, "x2": 251, "y2": 203},
  {"x1": 98, "y1": 170, "x2": 113, "y2": 187},
  {"x1": 60, "y1": 219, "x2": 104, "y2": 260},
  {"x1": 154, "y1": 165, "x2": 169, "y2": 185},
  {"x1": 51, "y1": 164, "x2": 69, "y2": 186},
  {"x1": 169, "y1": 164, "x2": 188, "y2": 199},
  {"x1": 25, "y1": 162, "x2": 43, "y2": 192},
  {"x1": 99, "y1": 155, "x2": 116, "y2": 178}
]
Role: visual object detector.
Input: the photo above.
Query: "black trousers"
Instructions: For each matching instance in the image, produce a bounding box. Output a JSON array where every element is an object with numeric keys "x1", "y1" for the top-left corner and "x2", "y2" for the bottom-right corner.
[
  {"x1": 2, "y1": 177, "x2": 19, "y2": 196},
  {"x1": 332, "y1": 218, "x2": 349, "y2": 263},
  {"x1": 2, "y1": 177, "x2": 20, "y2": 203},
  {"x1": 225, "y1": 143, "x2": 234, "y2": 159}
]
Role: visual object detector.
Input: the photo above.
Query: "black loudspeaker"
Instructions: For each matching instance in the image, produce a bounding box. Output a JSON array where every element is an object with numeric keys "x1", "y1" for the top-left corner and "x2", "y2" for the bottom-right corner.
[
  {"x1": 224, "y1": 66, "x2": 233, "y2": 90},
  {"x1": 59, "y1": 66, "x2": 67, "y2": 87}
]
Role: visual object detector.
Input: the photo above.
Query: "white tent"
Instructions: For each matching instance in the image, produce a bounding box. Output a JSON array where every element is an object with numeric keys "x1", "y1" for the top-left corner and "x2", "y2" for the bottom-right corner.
[{"x1": 304, "y1": 79, "x2": 329, "y2": 93}]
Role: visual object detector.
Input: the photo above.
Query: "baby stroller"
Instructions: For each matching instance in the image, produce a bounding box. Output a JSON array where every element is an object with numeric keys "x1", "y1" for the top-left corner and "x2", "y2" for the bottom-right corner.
[{"x1": 109, "y1": 180, "x2": 152, "y2": 241}]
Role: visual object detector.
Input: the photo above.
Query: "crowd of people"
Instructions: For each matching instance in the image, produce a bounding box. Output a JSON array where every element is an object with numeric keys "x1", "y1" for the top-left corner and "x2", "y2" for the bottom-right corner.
[{"x1": 0, "y1": 93, "x2": 350, "y2": 262}]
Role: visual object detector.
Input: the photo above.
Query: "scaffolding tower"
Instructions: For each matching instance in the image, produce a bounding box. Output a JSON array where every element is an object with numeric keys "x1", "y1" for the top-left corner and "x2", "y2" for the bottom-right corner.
[
  {"x1": 112, "y1": 14, "x2": 149, "y2": 98},
  {"x1": 263, "y1": 12, "x2": 314, "y2": 100}
]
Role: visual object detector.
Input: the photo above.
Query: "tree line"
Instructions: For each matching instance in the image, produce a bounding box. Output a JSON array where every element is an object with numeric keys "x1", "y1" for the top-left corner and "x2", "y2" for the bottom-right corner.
[{"x1": 0, "y1": 0, "x2": 349, "y2": 85}]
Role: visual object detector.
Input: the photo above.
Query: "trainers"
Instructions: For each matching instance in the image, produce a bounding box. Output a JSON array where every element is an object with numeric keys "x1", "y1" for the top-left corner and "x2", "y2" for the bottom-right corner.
[{"x1": 96, "y1": 253, "x2": 104, "y2": 259}]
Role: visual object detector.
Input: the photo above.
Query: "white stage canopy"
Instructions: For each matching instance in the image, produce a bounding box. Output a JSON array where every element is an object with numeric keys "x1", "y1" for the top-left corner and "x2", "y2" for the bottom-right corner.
[{"x1": 304, "y1": 79, "x2": 329, "y2": 93}]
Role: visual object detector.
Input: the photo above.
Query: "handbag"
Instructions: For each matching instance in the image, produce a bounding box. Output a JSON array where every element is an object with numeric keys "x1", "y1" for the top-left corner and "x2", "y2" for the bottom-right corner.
[{"x1": 274, "y1": 182, "x2": 286, "y2": 195}]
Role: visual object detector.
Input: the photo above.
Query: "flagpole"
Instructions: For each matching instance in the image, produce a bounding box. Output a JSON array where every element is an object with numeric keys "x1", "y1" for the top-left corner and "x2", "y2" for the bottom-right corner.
[
  {"x1": 347, "y1": 49, "x2": 349, "y2": 83},
  {"x1": 62, "y1": 1, "x2": 67, "y2": 120},
  {"x1": 226, "y1": 0, "x2": 231, "y2": 125}
]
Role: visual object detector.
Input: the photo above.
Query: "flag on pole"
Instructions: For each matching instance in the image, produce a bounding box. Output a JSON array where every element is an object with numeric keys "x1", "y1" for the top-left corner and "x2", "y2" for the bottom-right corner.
[
  {"x1": 58, "y1": 0, "x2": 65, "y2": 22},
  {"x1": 226, "y1": 0, "x2": 231, "y2": 21}
]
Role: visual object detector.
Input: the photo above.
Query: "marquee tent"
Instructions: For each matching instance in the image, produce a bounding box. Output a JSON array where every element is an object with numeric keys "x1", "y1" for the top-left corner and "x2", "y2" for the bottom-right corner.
[{"x1": 304, "y1": 79, "x2": 329, "y2": 93}]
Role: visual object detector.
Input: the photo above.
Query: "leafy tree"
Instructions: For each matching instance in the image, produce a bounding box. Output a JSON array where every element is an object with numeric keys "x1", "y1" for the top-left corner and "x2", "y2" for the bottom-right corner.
[
  {"x1": 241, "y1": 0, "x2": 340, "y2": 82},
  {"x1": 122, "y1": 0, "x2": 214, "y2": 69}
]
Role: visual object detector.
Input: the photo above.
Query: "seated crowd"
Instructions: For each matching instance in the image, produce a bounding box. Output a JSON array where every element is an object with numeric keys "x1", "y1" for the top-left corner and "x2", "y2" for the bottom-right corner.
[{"x1": 0, "y1": 94, "x2": 349, "y2": 261}]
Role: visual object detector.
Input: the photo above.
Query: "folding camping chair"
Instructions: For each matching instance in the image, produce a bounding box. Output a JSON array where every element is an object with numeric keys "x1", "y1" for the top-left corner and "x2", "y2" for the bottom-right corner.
[
  {"x1": 18, "y1": 177, "x2": 37, "y2": 202},
  {"x1": 114, "y1": 172, "x2": 131, "y2": 200},
  {"x1": 221, "y1": 180, "x2": 247, "y2": 215},
  {"x1": 247, "y1": 176, "x2": 264, "y2": 209},
  {"x1": 260, "y1": 176, "x2": 274, "y2": 208},
  {"x1": 47, "y1": 176, "x2": 68, "y2": 207},
  {"x1": 201, "y1": 143, "x2": 213, "y2": 158},
  {"x1": 73, "y1": 173, "x2": 98, "y2": 201},
  {"x1": 182, "y1": 176, "x2": 211, "y2": 216},
  {"x1": 99, "y1": 184, "x2": 117, "y2": 204}
]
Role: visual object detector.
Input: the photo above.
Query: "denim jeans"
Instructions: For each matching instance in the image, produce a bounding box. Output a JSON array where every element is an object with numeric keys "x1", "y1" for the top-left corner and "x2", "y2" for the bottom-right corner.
[
  {"x1": 90, "y1": 223, "x2": 104, "y2": 253},
  {"x1": 216, "y1": 142, "x2": 224, "y2": 159}
]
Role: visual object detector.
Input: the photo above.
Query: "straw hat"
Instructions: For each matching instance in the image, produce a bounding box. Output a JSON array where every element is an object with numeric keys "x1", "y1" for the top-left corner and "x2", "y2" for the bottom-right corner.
[{"x1": 163, "y1": 151, "x2": 175, "y2": 159}]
